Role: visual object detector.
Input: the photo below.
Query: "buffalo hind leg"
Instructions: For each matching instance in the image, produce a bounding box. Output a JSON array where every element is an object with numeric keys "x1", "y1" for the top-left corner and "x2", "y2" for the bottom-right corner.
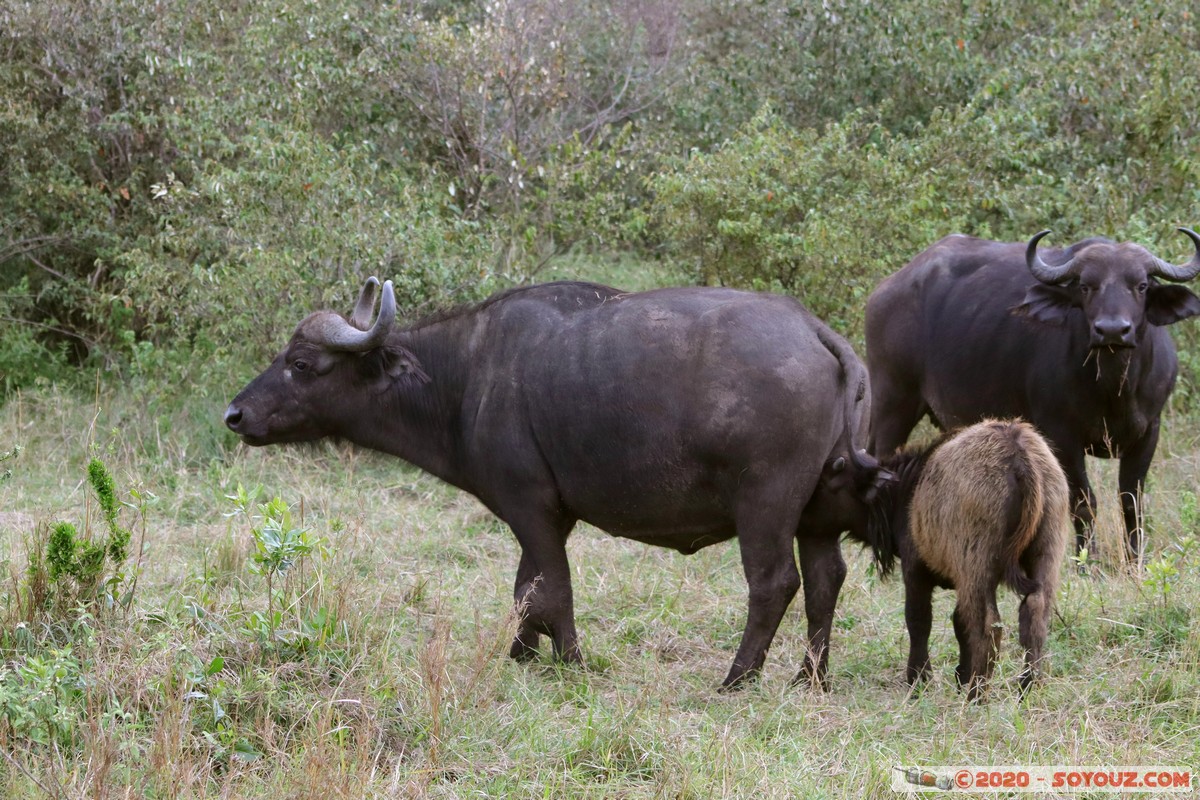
[
  {"x1": 505, "y1": 511, "x2": 581, "y2": 664},
  {"x1": 868, "y1": 382, "x2": 926, "y2": 458},
  {"x1": 720, "y1": 478, "x2": 808, "y2": 691},
  {"x1": 793, "y1": 534, "x2": 847, "y2": 689}
]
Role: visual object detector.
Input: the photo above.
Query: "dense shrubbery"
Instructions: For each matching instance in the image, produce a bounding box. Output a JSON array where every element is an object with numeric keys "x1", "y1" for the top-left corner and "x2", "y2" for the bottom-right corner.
[{"x1": 2, "y1": 0, "x2": 1200, "y2": 404}]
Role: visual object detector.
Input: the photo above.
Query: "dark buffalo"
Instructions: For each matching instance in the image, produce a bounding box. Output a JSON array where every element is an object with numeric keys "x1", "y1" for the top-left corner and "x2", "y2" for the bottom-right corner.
[
  {"x1": 226, "y1": 279, "x2": 880, "y2": 688},
  {"x1": 866, "y1": 229, "x2": 1200, "y2": 558}
]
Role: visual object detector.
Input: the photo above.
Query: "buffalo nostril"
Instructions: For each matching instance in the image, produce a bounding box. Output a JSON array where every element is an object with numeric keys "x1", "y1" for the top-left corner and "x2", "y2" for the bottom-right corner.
[
  {"x1": 1093, "y1": 319, "x2": 1132, "y2": 340},
  {"x1": 224, "y1": 405, "x2": 243, "y2": 430}
]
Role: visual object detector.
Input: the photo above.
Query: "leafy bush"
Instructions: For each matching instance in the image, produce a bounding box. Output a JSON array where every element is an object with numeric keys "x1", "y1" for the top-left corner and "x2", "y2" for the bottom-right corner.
[
  {"x1": 0, "y1": 0, "x2": 497, "y2": 397},
  {"x1": 653, "y1": 1, "x2": 1200, "y2": 348},
  {"x1": 3, "y1": 0, "x2": 1200, "y2": 407},
  {"x1": 651, "y1": 103, "x2": 1059, "y2": 335},
  {"x1": 0, "y1": 647, "x2": 84, "y2": 748},
  {"x1": 35, "y1": 458, "x2": 137, "y2": 613}
]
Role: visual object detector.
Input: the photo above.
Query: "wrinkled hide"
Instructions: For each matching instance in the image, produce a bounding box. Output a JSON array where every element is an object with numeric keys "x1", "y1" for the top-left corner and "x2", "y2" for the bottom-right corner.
[{"x1": 227, "y1": 280, "x2": 877, "y2": 688}]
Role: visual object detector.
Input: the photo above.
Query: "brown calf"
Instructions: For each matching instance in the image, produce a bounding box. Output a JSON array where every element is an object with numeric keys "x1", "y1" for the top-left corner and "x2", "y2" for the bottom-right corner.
[{"x1": 866, "y1": 419, "x2": 1070, "y2": 699}]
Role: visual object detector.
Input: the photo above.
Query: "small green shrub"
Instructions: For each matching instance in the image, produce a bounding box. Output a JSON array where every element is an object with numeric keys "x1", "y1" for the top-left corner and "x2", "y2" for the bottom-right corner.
[
  {"x1": 225, "y1": 484, "x2": 333, "y2": 656},
  {"x1": 28, "y1": 458, "x2": 138, "y2": 617},
  {"x1": 0, "y1": 647, "x2": 84, "y2": 748}
]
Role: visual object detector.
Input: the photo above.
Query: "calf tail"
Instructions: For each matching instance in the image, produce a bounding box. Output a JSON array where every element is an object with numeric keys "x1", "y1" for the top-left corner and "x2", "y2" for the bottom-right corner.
[{"x1": 1001, "y1": 423, "x2": 1045, "y2": 597}]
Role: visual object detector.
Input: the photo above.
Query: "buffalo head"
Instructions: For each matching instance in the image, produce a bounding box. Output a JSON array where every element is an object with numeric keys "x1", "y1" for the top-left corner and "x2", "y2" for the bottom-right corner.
[
  {"x1": 1015, "y1": 228, "x2": 1200, "y2": 348},
  {"x1": 225, "y1": 277, "x2": 424, "y2": 445}
]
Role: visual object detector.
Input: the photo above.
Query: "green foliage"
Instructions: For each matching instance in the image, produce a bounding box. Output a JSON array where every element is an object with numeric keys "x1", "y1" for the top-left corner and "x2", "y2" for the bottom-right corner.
[
  {"x1": 0, "y1": 444, "x2": 18, "y2": 483},
  {"x1": 1143, "y1": 532, "x2": 1197, "y2": 608},
  {"x1": 3, "y1": 0, "x2": 1200, "y2": 406},
  {"x1": 652, "y1": 103, "x2": 1058, "y2": 335},
  {"x1": 27, "y1": 458, "x2": 137, "y2": 617},
  {"x1": 225, "y1": 484, "x2": 332, "y2": 654},
  {"x1": 0, "y1": 648, "x2": 84, "y2": 748},
  {"x1": 0, "y1": 0, "x2": 497, "y2": 398},
  {"x1": 46, "y1": 523, "x2": 79, "y2": 583}
]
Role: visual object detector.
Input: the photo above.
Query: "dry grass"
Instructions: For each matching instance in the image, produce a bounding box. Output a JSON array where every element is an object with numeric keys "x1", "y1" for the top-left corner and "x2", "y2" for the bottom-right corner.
[{"x1": 0, "y1": 389, "x2": 1197, "y2": 798}]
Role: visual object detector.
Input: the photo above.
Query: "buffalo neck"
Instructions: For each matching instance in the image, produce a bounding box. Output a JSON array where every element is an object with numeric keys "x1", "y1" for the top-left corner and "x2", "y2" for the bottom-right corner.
[
  {"x1": 1077, "y1": 340, "x2": 1151, "y2": 403},
  {"x1": 1072, "y1": 331, "x2": 1167, "y2": 447},
  {"x1": 339, "y1": 321, "x2": 477, "y2": 491}
]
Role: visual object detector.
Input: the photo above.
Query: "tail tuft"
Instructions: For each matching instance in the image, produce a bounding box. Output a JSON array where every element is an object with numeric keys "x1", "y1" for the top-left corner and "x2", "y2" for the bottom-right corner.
[{"x1": 1004, "y1": 561, "x2": 1039, "y2": 597}]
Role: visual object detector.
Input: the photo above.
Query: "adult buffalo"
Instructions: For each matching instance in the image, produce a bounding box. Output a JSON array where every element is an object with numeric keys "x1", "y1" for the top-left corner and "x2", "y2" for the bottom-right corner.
[
  {"x1": 866, "y1": 229, "x2": 1200, "y2": 559},
  {"x1": 226, "y1": 279, "x2": 879, "y2": 688}
]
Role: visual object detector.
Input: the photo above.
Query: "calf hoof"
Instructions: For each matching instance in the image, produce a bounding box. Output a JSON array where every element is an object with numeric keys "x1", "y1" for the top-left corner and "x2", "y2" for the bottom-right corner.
[{"x1": 905, "y1": 663, "x2": 932, "y2": 687}]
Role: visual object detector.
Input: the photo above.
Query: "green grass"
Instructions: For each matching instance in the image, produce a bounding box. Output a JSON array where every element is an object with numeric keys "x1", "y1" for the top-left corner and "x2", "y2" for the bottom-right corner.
[
  {"x1": 1, "y1": 386, "x2": 1198, "y2": 799},
  {"x1": 1, "y1": 259, "x2": 1197, "y2": 798}
]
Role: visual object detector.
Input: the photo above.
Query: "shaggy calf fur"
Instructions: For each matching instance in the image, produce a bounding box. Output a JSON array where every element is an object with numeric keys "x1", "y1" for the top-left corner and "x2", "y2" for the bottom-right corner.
[{"x1": 867, "y1": 419, "x2": 1070, "y2": 699}]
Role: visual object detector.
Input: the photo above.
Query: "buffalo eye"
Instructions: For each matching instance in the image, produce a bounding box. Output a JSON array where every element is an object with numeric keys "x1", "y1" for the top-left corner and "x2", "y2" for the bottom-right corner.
[
  {"x1": 292, "y1": 358, "x2": 310, "y2": 373},
  {"x1": 1079, "y1": 284, "x2": 1093, "y2": 297},
  {"x1": 1136, "y1": 281, "x2": 1148, "y2": 294}
]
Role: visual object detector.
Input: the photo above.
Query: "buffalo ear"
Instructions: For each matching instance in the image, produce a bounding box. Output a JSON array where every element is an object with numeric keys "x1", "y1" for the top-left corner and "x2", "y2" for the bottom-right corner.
[
  {"x1": 1011, "y1": 283, "x2": 1076, "y2": 324},
  {"x1": 1146, "y1": 284, "x2": 1200, "y2": 326},
  {"x1": 383, "y1": 345, "x2": 431, "y2": 383}
]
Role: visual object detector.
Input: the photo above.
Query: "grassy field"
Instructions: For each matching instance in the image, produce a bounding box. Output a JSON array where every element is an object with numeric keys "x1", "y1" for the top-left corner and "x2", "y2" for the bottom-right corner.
[
  {"x1": 1, "y1": 381, "x2": 1198, "y2": 799},
  {"x1": 2, "y1": 247, "x2": 1199, "y2": 798}
]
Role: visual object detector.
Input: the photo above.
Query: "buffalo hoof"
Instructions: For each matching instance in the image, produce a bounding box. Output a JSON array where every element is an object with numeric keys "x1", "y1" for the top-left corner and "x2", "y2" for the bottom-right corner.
[
  {"x1": 790, "y1": 662, "x2": 830, "y2": 691},
  {"x1": 717, "y1": 668, "x2": 761, "y2": 693},
  {"x1": 508, "y1": 638, "x2": 540, "y2": 663}
]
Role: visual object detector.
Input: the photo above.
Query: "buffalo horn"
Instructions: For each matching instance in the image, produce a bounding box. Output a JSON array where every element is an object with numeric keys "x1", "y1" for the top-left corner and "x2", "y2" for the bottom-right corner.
[
  {"x1": 350, "y1": 276, "x2": 381, "y2": 330},
  {"x1": 1149, "y1": 227, "x2": 1200, "y2": 282},
  {"x1": 1025, "y1": 230, "x2": 1077, "y2": 285},
  {"x1": 313, "y1": 279, "x2": 396, "y2": 351}
]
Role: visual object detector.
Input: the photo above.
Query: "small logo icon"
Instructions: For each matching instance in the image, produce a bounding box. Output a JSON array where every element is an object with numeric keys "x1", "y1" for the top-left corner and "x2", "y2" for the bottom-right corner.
[{"x1": 895, "y1": 767, "x2": 954, "y2": 790}]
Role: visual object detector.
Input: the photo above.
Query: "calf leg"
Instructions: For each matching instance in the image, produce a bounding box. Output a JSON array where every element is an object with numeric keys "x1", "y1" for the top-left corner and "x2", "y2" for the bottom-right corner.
[
  {"x1": 1017, "y1": 590, "x2": 1052, "y2": 695},
  {"x1": 792, "y1": 534, "x2": 847, "y2": 689},
  {"x1": 903, "y1": 563, "x2": 936, "y2": 686},
  {"x1": 721, "y1": 478, "x2": 808, "y2": 690},
  {"x1": 1015, "y1": 517, "x2": 1065, "y2": 693},
  {"x1": 955, "y1": 587, "x2": 1002, "y2": 701}
]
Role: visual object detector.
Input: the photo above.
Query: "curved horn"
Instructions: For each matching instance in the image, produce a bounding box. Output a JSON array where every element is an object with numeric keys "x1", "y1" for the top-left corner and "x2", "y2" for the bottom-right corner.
[
  {"x1": 1025, "y1": 230, "x2": 1077, "y2": 285},
  {"x1": 349, "y1": 276, "x2": 380, "y2": 330},
  {"x1": 312, "y1": 279, "x2": 396, "y2": 352},
  {"x1": 1149, "y1": 227, "x2": 1200, "y2": 282}
]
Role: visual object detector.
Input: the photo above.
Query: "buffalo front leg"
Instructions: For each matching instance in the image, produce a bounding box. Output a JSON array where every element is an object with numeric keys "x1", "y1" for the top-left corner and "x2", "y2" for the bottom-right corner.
[
  {"x1": 720, "y1": 480, "x2": 807, "y2": 690},
  {"x1": 792, "y1": 535, "x2": 847, "y2": 689},
  {"x1": 505, "y1": 511, "x2": 581, "y2": 664},
  {"x1": 1119, "y1": 422, "x2": 1159, "y2": 562},
  {"x1": 509, "y1": 550, "x2": 542, "y2": 661},
  {"x1": 1044, "y1": 438, "x2": 1095, "y2": 562}
]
